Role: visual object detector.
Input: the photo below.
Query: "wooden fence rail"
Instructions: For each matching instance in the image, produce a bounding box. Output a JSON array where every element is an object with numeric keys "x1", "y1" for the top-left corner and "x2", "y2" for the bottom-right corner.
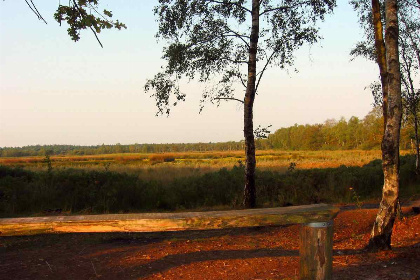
[{"x1": 0, "y1": 203, "x2": 339, "y2": 280}]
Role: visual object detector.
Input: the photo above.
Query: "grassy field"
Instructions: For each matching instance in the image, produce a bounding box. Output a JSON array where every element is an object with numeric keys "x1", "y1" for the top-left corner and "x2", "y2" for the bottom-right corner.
[
  {"x1": 0, "y1": 150, "x2": 412, "y2": 182},
  {"x1": 0, "y1": 150, "x2": 418, "y2": 217}
]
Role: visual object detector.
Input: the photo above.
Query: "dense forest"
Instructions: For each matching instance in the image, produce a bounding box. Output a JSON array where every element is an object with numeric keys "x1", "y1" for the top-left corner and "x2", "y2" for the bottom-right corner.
[{"x1": 1, "y1": 108, "x2": 417, "y2": 157}]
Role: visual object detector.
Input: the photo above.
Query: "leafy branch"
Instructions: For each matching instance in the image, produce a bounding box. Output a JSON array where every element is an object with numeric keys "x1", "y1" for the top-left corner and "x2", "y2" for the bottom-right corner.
[{"x1": 54, "y1": 0, "x2": 126, "y2": 47}]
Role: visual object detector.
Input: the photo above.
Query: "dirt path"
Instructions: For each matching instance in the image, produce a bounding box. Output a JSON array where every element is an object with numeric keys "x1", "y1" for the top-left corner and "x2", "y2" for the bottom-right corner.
[{"x1": 0, "y1": 208, "x2": 419, "y2": 280}]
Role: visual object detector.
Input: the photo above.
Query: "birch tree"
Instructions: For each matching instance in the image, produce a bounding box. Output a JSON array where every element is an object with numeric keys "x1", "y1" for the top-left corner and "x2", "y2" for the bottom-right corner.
[
  {"x1": 352, "y1": 0, "x2": 420, "y2": 174},
  {"x1": 145, "y1": 0, "x2": 336, "y2": 208},
  {"x1": 352, "y1": 0, "x2": 406, "y2": 250}
]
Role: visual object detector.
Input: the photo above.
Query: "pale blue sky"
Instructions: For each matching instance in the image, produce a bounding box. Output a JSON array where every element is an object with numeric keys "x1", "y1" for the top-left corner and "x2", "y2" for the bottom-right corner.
[{"x1": 0, "y1": 0, "x2": 377, "y2": 147}]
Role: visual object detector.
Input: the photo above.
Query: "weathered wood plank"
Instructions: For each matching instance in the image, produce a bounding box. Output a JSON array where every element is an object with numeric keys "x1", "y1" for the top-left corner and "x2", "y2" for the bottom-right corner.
[
  {"x1": 299, "y1": 221, "x2": 334, "y2": 280},
  {"x1": 0, "y1": 204, "x2": 339, "y2": 236}
]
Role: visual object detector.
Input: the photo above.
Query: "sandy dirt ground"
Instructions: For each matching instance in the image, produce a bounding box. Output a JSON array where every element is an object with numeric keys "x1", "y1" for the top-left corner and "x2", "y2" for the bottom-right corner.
[{"x1": 0, "y1": 207, "x2": 419, "y2": 280}]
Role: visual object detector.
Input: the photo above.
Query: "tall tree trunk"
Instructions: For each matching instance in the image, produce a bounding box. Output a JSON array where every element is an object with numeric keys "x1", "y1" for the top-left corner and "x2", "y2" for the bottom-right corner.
[
  {"x1": 401, "y1": 16, "x2": 420, "y2": 71},
  {"x1": 372, "y1": 0, "x2": 389, "y2": 125},
  {"x1": 400, "y1": 29, "x2": 420, "y2": 174},
  {"x1": 406, "y1": 70, "x2": 420, "y2": 174},
  {"x1": 415, "y1": 113, "x2": 420, "y2": 173},
  {"x1": 367, "y1": 0, "x2": 402, "y2": 251},
  {"x1": 243, "y1": 0, "x2": 259, "y2": 208}
]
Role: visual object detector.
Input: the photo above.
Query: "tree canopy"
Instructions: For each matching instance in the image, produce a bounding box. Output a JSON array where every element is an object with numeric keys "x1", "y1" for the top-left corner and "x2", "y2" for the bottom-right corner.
[{"x1": 145, "y1": 0, "x2": 335, "y2": 114}]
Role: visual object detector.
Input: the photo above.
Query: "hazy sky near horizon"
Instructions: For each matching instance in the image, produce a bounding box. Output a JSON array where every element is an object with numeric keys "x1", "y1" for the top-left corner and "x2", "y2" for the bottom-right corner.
[{"x1": 0, "y1": 0, "x2": 378, "y2": 147}]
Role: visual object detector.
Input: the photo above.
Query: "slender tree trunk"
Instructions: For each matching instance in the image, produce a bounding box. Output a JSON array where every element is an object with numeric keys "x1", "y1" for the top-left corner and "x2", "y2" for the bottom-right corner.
[
  {"x1": 401, "y1": 36, "x2": 420, "y2": 173},
  {"x1": 243, "y1": 0, "x2": 259, "y2": 208},
  {"x1": 367, "y1": 0, "x2": 402, "y2": 251},
  {"x1": 372, "y1": 0, "x2": 389, "y2": 126},
  {"x1": 402, "y1": 16, "x2": 420, "y2": 71},
  {"x1": 406, "y1": 75, "x2": 420, "y2": 174},
  {"x1": 415, "y1": 113, "x2": 420, "y2": 173}
]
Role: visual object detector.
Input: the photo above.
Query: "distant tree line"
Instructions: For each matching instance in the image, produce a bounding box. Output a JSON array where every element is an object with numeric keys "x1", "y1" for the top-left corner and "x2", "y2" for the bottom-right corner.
[
  {"x1": 0, "y1": 109, "x2": 417, "y2": 157},
  {"x1": 0, "y1": 142, "x2": 245, "y2": 157},
  {"x1": 266, "y1": 108, "x2": 416, "y2": 151}
]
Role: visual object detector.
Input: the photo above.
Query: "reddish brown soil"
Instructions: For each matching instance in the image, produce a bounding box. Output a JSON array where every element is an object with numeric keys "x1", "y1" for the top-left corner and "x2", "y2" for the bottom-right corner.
[{"x1": 1, "y1": 208, "x2": 419, "y2": 280}]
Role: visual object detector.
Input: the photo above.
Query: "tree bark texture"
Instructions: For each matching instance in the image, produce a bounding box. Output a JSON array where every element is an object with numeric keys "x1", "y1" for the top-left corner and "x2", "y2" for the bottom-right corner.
[
  {"x1": 372, "y1": 0, "x2": 389, "y2": 126},
  {"x1": 415, "y1": 114, "x2": 420, "y2": 173},
  {"x1": 243, "y1": 0, "x2": 259, "y2": 208},
  {"x1": 367, "y1": 0, "x2": 403, "y2": 251}
]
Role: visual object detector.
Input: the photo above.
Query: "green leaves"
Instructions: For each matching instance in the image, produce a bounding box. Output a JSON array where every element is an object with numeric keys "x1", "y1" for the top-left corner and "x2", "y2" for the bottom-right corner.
[
  {"x1": 144, "y1": 73, "x2": 185, "y2": 116},
  {"x1": 147, "y1": 0, "x2": 336, "y2": 115},
  {"x1": 54, "y1": 0, "x2": 126, "y2": 46},
  {"x1": 254, "y1": 125, "x2": 272, "y2": 139},
  {"x1": 103, "y1": 9, "x2": 112, "y2": 18}
]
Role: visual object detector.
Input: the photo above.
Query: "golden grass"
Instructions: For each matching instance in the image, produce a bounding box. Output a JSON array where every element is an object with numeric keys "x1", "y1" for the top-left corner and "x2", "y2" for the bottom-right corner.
[{"x1": 0, "y1": 150, "x2": 413, "y2": 181}]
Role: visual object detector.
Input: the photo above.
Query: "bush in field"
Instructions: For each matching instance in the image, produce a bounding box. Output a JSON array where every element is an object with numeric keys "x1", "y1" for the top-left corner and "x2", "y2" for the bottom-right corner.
[
  {"x1": 149, "y1": 154, "x2": 176, "y2": 164},
  {"x1": 0, "y1": 166, "x2": 151, "y2": 215},
  {"x1": 0, "y1": 155, "x2": 418, "y2": 217},
  {"x1": 0, "y1": 170, "x2": 33, "y2": 214},
  {"x1": 138, "y1": 165, "x2": 244, "y2": 210},
  {"x1": 255, "y1": 163, "x2": 384, "y2": 207}
]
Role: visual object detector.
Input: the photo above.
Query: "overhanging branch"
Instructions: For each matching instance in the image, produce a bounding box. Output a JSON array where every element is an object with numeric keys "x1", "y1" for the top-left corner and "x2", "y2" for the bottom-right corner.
[
  {"x1": 255, "y1": 49, "x2": 277, "y2": 93},
  {"x1": 224, "y1": 26, "x2": 250, "y2": 48},
  {"x1": 206, "y1": 0, "x2": 252, "y2": 14},
  {"x1": 25, "y1": 0, "x2": 47, "y2": 24},
  {"x1": 259, "y1": 1, "x2": 312, "y2": 16},
  {"x1": 214, "y1": 97, "x2": 244, "y2": 104},
  {"x1": 72, "y1": 0, "x2": 104, "y2": 48}
]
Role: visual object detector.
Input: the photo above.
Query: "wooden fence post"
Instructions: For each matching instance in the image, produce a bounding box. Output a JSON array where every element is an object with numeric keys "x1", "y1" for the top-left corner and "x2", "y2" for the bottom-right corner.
[{"x1": 299, "y1": 220, "x2": 333, "y2": 280}]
